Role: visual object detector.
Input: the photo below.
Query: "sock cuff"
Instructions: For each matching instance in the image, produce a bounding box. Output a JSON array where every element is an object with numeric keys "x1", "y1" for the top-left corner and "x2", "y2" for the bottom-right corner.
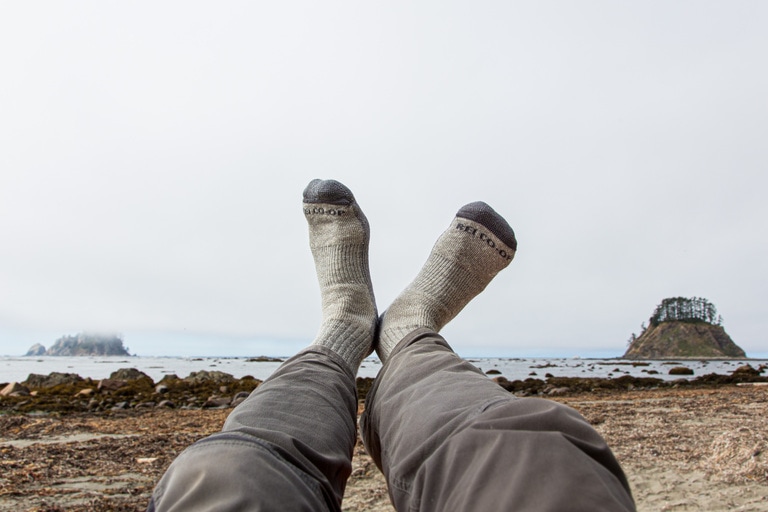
[{"x1": 314, "y1": 318, "x2": 374, "y2": 371}]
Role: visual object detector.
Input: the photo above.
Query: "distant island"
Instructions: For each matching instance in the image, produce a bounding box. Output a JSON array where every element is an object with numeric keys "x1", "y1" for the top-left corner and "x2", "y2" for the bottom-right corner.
[
  {"x1": 25, "y1": 333, "x2": 131, "y2": 357},
  {"x1": 624, "y1": 297, "x2": 746, "y2": 359}
]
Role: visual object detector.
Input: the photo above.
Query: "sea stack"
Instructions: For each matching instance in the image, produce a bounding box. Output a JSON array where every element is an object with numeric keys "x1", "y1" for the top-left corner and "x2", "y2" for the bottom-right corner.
[
  {"x1": 24, "y1": 343, "x2": 47, "y2": 356},
  {"x1": 24, "y1": 333, "x2": 131, "y2": 356},
  {"x1": 624, "y1": 297, "x2": 746, "y2": 359}
]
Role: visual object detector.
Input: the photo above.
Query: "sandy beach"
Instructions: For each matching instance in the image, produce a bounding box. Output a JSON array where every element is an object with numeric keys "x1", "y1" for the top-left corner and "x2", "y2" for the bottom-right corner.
[{"x1": 1, "y1": 384, "x2": 766, "y2": 511}]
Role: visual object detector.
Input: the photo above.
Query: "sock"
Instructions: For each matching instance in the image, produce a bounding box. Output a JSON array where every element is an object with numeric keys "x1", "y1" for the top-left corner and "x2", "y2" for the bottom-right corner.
[
  {"x1": 304, "y1": 179, "x2": 377, "y2": 372},
  {"x1": 377, "y1": 201, "x2": 517, "y2": 362}
]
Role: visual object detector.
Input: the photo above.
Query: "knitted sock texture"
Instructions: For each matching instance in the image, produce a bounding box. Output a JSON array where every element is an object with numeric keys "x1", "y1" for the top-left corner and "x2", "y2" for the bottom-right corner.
[
  {"x1": 304, "y1": 179, "x2": 377, "y2": 372},
  {"x1": 377, "y1": 201, "x2": 516, "y2": 362}
]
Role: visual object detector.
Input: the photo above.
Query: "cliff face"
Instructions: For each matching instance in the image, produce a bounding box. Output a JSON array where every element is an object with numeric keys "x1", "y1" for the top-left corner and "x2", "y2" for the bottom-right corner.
[{"x1": 624, "y1": 321, "x2": 746, "y2": 359}]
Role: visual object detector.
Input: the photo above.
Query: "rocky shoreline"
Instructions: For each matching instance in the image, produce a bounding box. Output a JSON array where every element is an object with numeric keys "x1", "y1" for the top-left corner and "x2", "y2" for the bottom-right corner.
[
  {"x1": 1, "y1": 365, "x2": 768, "y2": 511},
  {"x1": 1, "y1": 363, "x2": 766, "y2": 415}
]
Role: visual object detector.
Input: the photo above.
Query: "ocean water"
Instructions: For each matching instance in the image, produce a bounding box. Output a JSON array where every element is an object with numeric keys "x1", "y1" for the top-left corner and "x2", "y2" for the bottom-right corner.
[{"x1": 2, "y1": 355, "x2": 765, "y2": 384}]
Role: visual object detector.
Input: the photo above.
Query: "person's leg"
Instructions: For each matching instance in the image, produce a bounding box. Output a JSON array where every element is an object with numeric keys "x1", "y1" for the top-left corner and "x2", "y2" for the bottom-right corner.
[
  {"x1": 149, "y1": 179, "x2": 376, "y2": 512},
  {"x1": 362, "y1": 203, "x2": 635, "y2": 511}
]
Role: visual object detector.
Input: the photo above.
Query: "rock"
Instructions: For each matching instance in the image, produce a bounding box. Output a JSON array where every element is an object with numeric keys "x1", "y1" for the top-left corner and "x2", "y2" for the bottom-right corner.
[
  {"x1": 155, "y1": 384, "x2": 170, "y2": 394},
  {"x1": 1, "y1": 382, "x2": 30, "y2": 396},
  {"x1": 231, "y1": 391, "x2": 250, "y2": 408},
  {"x1": 731, "y1": 364, "x2": 760, "y2": 377},
  {"x1": 25, "y1": 372, "x2": 84, "y2": 388},
  {"x1": 202, "y1": 396, "x2": 231, "y2": 409},
  {"x1": 669, "y1": 366, "x2": 694, "y2": 375},
  {"x1": 548, "y1": 387, "x2": 571, "y2": 396},
  {"x1": 136, "y1": 402, "x2": 156, "y2": 409},
  {"x1": 625, "y1": 321, "x2": 746, "y2": 359},
  {"x1": 356, "y1": 377, "x2": 374, "y2": 400},
  {"x1": 45, "y1": 333, "x2": 130, "y2": 356},
  {"x1": 246, "y1": 356, "x2": 283, "y2": 362},
  {"x1": 112, "y1": 401, "x2": 130, "y2": 410},
  {"x1": 157, "y1": 400, "x2": 175, "y2": 409},
  {"x1": 184, "y1": 371, "x2": 235, "y2": 384},
  {"x1": 232, "y1": 391, "x2": 250, "y2": 401},
  {"x1": 76, "y1": 388, "x2": 95, "y2": 397},
  {"x1": 485, "y1": 369, "x2": 501, "y2": 375},
  {"x1": 98, "y1": 379, "x2": 128, "y2": 392},
  {"x1": 110, "y1": 368, "x2": 152, "y2": 381},
  {"x1": 493, "y1": 376, "x2": 514, "y2": 391},
  {"x1": 24, "y1": 343, "x2": 46, "y2": 356}
]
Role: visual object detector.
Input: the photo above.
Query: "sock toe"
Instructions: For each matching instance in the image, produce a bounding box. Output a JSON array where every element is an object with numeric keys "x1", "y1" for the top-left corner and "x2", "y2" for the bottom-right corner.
[
  {"x1": 456, "y1": 201, "x2": 517, "y2": 251},
  {"x1": 303, "y1": 179, "x2": 355, "y2": 206}
]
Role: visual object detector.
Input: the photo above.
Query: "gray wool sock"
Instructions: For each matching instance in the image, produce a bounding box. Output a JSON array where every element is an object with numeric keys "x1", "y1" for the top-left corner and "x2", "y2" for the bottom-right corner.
[
  {"x1": 377, "y1": 201, "x2": 517, "y2": 362},
  {"x1": 304, "y1": 179, "x2": 377, "y2": 372}
]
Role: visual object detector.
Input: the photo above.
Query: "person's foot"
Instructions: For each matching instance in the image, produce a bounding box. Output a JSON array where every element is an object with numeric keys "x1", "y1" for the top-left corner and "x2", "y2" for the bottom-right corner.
[
  {"x1": 304, "y1": 179, "x2": 377, "y2": 371},
  {"x1": 377, "y1": 201, "x2": 517, "y2": 362}
]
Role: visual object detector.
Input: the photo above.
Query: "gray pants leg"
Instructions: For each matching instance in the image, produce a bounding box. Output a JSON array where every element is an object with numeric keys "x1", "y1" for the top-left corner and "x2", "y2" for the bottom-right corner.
[
  {"x1": 360, "y1": 328, "x2": 636, "y2": 512},
  {"x1": 148, "y1": 346, "x2": 357, "y2": 512}
]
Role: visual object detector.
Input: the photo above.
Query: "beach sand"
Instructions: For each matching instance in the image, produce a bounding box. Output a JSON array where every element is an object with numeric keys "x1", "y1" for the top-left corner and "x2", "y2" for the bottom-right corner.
[{"x1": 1, "y1": 384, "x2": 766, "y2": 511}]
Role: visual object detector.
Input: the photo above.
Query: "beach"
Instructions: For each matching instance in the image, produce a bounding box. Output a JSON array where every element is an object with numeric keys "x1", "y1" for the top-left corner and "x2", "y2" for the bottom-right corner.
[{"x1": 1, "y1": 382, "x2": 766, "y2": 511}]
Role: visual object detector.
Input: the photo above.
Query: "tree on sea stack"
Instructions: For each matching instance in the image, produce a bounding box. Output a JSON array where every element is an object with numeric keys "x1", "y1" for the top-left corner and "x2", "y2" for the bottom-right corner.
[{"x1": 624, "y1": 297, "x2": 746, "y2": 359}]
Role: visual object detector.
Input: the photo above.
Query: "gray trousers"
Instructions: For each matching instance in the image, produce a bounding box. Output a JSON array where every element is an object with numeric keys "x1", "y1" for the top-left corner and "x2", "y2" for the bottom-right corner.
[{"x1": 149, "y1": 329, "x2": 635, "y2": 511}]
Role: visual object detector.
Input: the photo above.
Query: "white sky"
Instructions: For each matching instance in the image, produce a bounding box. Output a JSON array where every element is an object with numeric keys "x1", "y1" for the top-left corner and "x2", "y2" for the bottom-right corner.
[{"x1": 2, "y1": 1, "x2": 766, "y2": 358}]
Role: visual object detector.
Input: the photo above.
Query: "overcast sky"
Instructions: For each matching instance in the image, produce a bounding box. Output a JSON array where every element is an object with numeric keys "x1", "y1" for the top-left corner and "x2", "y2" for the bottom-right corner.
[{"x1": 2, "y1": 2, "x2": 766, "y2": 359}]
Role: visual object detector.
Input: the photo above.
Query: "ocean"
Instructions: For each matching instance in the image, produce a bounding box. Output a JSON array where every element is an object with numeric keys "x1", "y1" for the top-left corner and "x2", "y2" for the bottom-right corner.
[{"x1": 2, "y1": 355, "x2": 765, "y2": 384}]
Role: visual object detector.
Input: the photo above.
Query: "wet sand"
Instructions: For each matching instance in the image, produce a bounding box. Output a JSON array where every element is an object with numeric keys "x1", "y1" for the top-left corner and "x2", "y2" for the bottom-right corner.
[{"x1": 1, "y1": 384, "x2": 766, "y2": 511}]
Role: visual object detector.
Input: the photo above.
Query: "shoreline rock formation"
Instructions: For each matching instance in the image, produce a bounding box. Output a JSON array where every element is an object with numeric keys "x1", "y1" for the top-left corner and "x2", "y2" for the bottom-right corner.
[
  {"x1": 624, "y1": 297, "x2": 746, "y2": 359},
  {"x1": 25, "y1": 333, "x2": 131, "y2": 357},
  {"x1": 24, "y1": 343, "x2": 46, "y2": 356},
  {"x1": 2, "y1": 364, "x2": 766, "y2": 414}
]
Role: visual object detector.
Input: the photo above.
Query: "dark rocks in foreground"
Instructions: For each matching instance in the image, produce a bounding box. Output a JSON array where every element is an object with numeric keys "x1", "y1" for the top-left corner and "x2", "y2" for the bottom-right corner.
[
  {"x1": 0, "y1": 369, "x2": 261, "y2": 414},
  {"x1": 1, "y1": 382, "x2": 31, "y2": 397},
  {"x1": 1, "y1": 364, "x2": 766, "y2": 414},
  {"x1": 24, "y1": 372, "x2": 84, "y2": 388}
]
